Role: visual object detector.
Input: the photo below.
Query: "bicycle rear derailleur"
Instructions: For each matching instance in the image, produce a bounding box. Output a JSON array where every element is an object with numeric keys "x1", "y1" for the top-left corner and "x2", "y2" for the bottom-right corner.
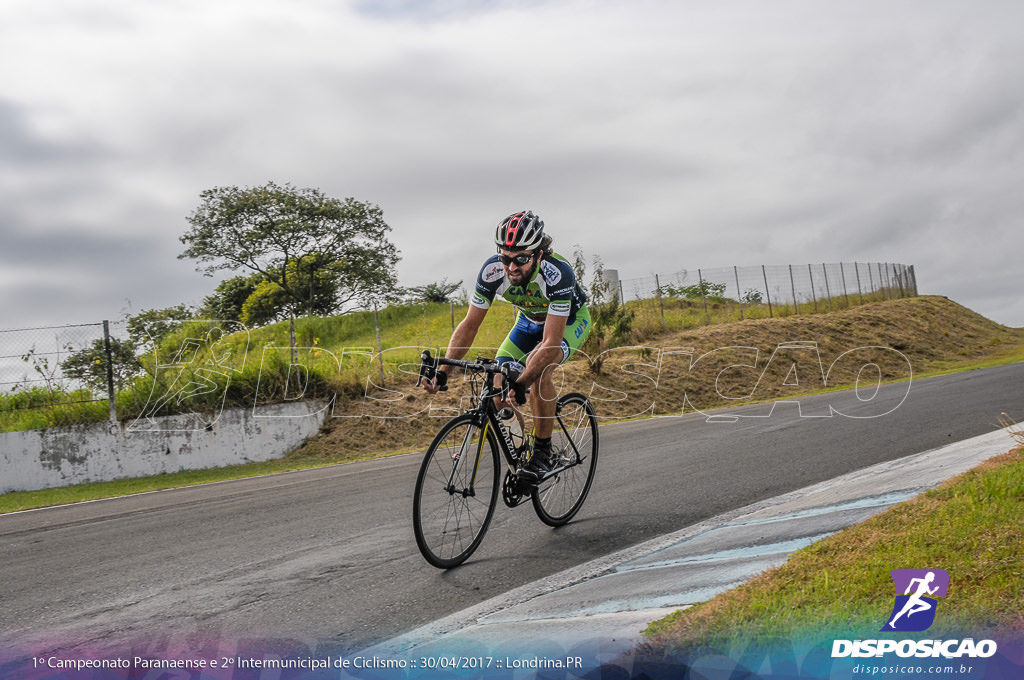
[{"x1": 502, "y1": 470, "x2": 531, "y2": 508}]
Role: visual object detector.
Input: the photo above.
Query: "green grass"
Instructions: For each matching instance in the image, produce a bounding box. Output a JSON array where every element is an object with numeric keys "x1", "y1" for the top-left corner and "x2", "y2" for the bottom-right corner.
[
  {"x1": 642, "y1": 443, "x2": 1024, "y2": 654},
  {"x1": 0, "y1": 289, "x2": 913, "y2": 434},
  {"x1": 3, "y1": 296, "x2": 1023, "y2": 514},
  {"x1": 0, "y1": 302, "x2": 520, "y2": 433},
  {"x1": 627, "y1": 290, "x2": 899, "y2": 337}
]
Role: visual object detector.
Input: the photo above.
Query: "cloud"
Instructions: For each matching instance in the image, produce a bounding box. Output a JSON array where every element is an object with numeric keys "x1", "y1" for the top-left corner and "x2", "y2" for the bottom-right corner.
[{"x1": 0, "y1": 0, "x2": 1021, "y2": 332}]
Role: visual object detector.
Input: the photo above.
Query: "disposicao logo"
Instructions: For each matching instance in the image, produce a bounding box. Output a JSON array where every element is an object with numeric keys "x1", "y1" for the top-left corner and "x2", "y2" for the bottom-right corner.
[
  {"x1": 832, "y1": 568, "x2": 998, "y2": 659},
  {"x1": 881, "y1": 568, "x2": 949, "y2": 632}
]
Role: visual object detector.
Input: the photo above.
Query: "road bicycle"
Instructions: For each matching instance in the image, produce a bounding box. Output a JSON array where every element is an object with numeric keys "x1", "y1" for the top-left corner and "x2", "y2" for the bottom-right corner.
[{"x1": 412, "y1": 350, "x2": 599, "y2": 568}]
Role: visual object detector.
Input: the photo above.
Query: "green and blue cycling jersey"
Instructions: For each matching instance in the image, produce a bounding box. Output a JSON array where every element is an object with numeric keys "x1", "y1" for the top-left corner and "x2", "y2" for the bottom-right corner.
[{"x1": 472, "y1": 252, "x2": 591, "y2": 369}]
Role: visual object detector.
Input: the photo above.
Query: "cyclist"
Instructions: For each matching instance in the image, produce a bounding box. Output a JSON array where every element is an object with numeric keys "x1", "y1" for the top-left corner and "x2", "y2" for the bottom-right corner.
[{"x1": 422, "y1": 210, "x2": 591, "y2": 482}]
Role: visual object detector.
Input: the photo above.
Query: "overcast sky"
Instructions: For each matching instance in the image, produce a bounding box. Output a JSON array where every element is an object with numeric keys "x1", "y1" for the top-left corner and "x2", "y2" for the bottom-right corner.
[{"x1": 2, "y1": 0, "x2": 1022, "y2": 335}]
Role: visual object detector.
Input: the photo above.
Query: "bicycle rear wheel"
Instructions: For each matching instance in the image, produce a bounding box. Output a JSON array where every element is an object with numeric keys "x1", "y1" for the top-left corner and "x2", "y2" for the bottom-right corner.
[
  {"x1": 531, "y1": 393, "x2": 599, "y2": 526},
  {"x1": 413, "y1": 414, "x2": 501, "y2": 568}
]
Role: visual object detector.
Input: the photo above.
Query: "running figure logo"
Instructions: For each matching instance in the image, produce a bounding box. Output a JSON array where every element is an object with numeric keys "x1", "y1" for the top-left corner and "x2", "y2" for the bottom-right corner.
[{"x1": 881, "y1": 569, "x2": 950, "y2": 632}]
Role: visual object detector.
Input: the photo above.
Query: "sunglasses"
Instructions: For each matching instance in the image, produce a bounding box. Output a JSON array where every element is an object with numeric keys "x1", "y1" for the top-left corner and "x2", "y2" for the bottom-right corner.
[{"x1": 496, "y1": 251, "x2": 536, "y2": 266}]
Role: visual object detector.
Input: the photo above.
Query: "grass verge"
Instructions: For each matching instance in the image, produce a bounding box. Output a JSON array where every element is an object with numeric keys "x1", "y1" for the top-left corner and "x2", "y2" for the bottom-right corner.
[{"x1": 640, "y1": 438, "x2": 1024, "y2": 658}]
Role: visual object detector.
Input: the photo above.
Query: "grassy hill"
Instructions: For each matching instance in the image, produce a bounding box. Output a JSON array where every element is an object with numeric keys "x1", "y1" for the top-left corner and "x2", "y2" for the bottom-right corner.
[
  {"x1": 298, "y1": 295, "x2": 1024, "y2": 463},
  {"x1": 1, "y1": 295, "x2": 1022, "y2": 513}
]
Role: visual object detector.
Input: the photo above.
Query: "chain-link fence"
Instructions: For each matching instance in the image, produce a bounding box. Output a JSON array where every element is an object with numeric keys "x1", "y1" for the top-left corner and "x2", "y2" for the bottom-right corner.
[
  {"x1": 0, "y1": 261, "x2": 917, "y2": 433},
  {"x1": 615, "y1": 262, "x2": 916, "y2": 333},
  {"x1": 0, "y1": 321, "x2": 128, "y2": 429}
]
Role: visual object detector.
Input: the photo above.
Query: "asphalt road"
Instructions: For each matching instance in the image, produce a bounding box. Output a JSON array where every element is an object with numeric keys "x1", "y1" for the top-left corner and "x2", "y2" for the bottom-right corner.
[{"x1": 1, "y1": 363, "x2": 1021, "y2": 659}]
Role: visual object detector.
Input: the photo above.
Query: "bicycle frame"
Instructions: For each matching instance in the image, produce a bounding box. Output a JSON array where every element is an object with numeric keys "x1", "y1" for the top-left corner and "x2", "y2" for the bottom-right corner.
[
  {"x1": 413, "y1": 349, "x2": 600, "y2": 567},
  {"x1": 438, "y1": 360, "x2": 523, "y2": 495},
  {"x1": 424, "y1": 351, "x2": 584, "y2": 492}
]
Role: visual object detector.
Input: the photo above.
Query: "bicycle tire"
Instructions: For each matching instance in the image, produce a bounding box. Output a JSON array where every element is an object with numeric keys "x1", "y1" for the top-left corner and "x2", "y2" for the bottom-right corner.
[
  {"x1": 531, "y1": 393, "x2": 599, "y2": 526},
  {"x1": 413, "y1": 414, "x2": 501, "y2": 568}
]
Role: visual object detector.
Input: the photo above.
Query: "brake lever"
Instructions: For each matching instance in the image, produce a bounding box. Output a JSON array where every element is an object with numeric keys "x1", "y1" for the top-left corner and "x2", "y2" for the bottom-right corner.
[
  {"x1": 417, "y1": 349, "x2": 448, "y2": 391},
  {"x1": 498, "y1": 364, "x2": 527, "y2": 402},
  {"x1": 417, "y1": 350, "x2": 434, "y2": 387}
]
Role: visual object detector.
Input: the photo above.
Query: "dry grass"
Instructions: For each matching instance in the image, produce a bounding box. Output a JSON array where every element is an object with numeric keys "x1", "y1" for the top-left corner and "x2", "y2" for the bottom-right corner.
[{"x1": 292, "y1": 296, "x2": 1024, "y2": 461}]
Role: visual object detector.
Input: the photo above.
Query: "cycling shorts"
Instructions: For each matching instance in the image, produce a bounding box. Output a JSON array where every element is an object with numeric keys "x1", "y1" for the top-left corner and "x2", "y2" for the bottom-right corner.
[{"x1": 495, "y1": 306, "x2": 591, "y2": 372}]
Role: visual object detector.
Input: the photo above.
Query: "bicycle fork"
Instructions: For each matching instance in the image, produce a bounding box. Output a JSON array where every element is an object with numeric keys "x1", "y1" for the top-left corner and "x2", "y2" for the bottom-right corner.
[{"x1": 446, "y1": 420, "x2": 488, "y2": 497}]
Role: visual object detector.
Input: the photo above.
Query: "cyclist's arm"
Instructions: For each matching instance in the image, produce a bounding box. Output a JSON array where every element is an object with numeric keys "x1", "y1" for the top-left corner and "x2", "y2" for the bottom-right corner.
[
  {"x1": 516, "y1": 313, "x2": 568, "y2": 386},
  {"x1": 442, "y1": 304, "x2": 488, "y2": 369}
]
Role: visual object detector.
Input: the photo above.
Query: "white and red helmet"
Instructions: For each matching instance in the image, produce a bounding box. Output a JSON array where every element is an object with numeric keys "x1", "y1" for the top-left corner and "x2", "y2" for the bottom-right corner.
[{"x1": 495, "y1": 210, "x2": 545, "y2": 251}]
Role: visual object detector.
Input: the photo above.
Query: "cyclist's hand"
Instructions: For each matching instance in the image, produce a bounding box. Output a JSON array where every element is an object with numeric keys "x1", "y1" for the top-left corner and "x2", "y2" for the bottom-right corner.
[
  {"x1": 511, "y1": 380, "x2": 527, "y2": 405},
  {"x1": 423, "y1": 369, "x2": 448, "y2": 394},
  {"x1": 502, "y1": 367, "x2": 528, "y2": 406}
]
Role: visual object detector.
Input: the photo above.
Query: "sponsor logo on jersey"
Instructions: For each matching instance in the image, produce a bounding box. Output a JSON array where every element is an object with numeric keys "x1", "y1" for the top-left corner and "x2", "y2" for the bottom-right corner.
[
  {"x1": 540, "y1": 260, "x2": 562, "y2": 286},
  {"x1": 550, "y1": 301, "x2": 571, "y2": 316},
  {"x1": 483, "y1": 263, "x2": 504, "y2": 283}
]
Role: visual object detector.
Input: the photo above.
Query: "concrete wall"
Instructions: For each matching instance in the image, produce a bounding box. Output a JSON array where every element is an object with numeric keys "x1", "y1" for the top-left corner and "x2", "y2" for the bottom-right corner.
[{"x1": 0, "y1": 401, "x2": 328, "y2": 494}]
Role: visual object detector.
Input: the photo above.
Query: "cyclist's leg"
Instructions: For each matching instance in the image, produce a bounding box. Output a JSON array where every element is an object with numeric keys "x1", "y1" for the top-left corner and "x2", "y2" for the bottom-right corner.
[
  {"x1": 531, "y1": 306, "x2": 591, "y2": 439},
  {"x1": 495, "y1": 312, "x2": 544, "y2": 418}
]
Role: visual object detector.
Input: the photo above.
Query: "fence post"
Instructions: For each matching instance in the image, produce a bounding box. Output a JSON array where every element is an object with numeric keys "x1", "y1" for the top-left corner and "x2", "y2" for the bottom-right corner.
[
  {"x1": 840, "y1": 263, "x2": 850, "y2": 307},
  {"x1": 879, "y1": 263, "x2": 888, "y2": 300},
  {"x1": 895, "y1": 264, "x2": 906, "y2": 298},
  {"x1": 909, "y1": 265, "x2": 918, "y2": 296},
  {"x1": 822, "y1": 263, "x2": 833, "y2": 311},
  {"x1": 867, "y1": 264, "x2": 876, "y2": 301},
  {"x1": 807, "y1": 264, "x2": 818, "y2": 313},
  {"x1": 697, "y1": 269, "x2": 710, "y2": 325},
  {"x1": 102, "y1": 320, "x2": 117, "y2": 423},
  {"x1": 618, "y1": 280, "x2": 625, "y2": 305},
  {"x1": 854, "y1": 262, "x2": 864, "y2": 303},
  {"x1": 789, "y1": 264, "x2": 799, "y2": 315},
  {"x1": 734, "y1": 266, "x2": 744, "y2": 320},
  {"x1": 762, "y1": 265, "x2": 773, "y2": 318},
  {"x1": 654, "y1": 274, "x2": 667, "y2": 331},
  {"x1": 373, "y1": 302, "x2": 386, "y2": 388}
]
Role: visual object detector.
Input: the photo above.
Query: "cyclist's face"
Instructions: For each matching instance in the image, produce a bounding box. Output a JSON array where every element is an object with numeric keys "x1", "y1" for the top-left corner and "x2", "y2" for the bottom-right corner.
[{"x1": 498, "y1": 248, "x2": 538, "y2": 285}]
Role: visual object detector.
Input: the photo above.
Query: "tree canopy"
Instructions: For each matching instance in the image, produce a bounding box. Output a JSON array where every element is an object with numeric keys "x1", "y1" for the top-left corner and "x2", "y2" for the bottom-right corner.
[
  {"x1": 404, "y1": 278, "x2": 464, "y2": 304},
  {"x1": 200, "y1": 274, "x2": 262, "y2": 323},
  {"x1": 179, "y1": 182, "x2": 400, "y2": 322},
  {"x1": 60, "y1": 336, "x2": 142, "y2": 393}
]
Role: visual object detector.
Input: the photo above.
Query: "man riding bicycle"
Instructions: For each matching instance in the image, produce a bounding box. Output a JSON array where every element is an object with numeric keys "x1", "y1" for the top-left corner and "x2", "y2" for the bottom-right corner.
[{"x1": 421, "y1": 210, "x2": 591, "y2": 482}]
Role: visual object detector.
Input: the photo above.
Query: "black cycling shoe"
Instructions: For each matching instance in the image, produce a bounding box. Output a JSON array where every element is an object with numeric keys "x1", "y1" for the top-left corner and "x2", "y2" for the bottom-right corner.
[{"x1": 517, "y1": 438, "x2": 553, "y2": 483}]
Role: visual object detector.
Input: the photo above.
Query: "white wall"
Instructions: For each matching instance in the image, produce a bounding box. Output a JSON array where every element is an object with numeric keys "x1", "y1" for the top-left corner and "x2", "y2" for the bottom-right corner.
[{"x1": 0, "y1": 401, "x2": 328, "y2": 494}]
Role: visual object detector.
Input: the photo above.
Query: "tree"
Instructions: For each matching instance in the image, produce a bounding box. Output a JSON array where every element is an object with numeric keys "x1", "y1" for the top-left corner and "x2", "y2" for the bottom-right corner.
[
  {"x1": 404, "y1": 278, "x2": 463, "y2": 304},
  {"x1": 179, "y1": 182, "x2": 400, "y2": 318},
  {"x1": 741, "y1": 288, "x2": 764, "y2": 304},
  {"x1": 200, "y1": 274, "x2": 262, "y2": 322},
  {"x1": 572, "y1": 244, "x2": 612, "y2": 305},
  {"x1": 60, "y1": 337, "x2": 142, "y2": 393},
  {"x1": 660, "y1": 280, "x2": 727, "y2": 301},
  {"x1": 571, "y1": 246, "x2": 633, "y2": 373},
  {"x1": 126, "y1": 305, "x2": 196, "y2": 350}
]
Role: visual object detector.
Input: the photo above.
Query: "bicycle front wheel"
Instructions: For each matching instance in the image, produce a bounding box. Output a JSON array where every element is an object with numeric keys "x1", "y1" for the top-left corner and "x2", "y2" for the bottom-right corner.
[
  {"x1": 532, "y1": 393, "x2": 599, "y2": 526},
  {"x1": 413, "y1": 414, "x2": 501, "y2": 568}
]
